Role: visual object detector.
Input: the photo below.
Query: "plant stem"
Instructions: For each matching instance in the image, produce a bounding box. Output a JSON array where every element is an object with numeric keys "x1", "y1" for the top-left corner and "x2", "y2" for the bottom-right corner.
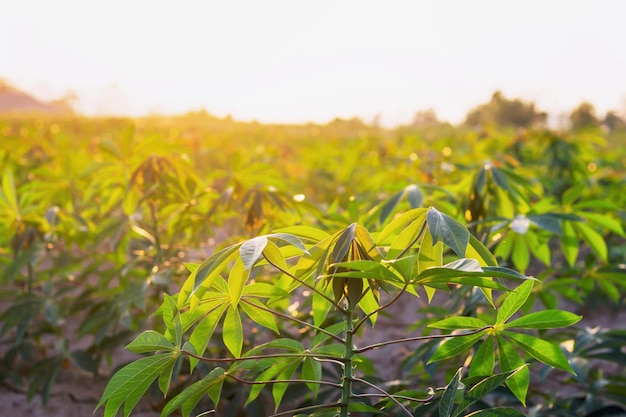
[
  {"x1": 241, "y1": 298, "x2": 345, "y2": 343},
  {"x1": 340, "y1": 302, "x2": 355, "y2": 417},
  {"x1": 263, "y1": 253, "x2": 347, "y2": 314},
  {"x1": 354, "y1": 326, "x2": 491, "y2": 354}
]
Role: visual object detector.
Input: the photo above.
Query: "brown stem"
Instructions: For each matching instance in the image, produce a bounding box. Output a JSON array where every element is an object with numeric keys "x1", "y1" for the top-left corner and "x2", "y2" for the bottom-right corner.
[{"x1": 354, "y1": 326, "x2": 491, "y2": 354}]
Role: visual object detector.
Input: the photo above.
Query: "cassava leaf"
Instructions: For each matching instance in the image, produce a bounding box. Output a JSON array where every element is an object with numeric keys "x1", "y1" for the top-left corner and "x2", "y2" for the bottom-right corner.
[
  {"x1": 505, "y1": 310, "x2": 582, "y2": 329},
  {"x1": 126, "y1": 331, "x2": 176, "y2": 353},
  {"x1": 160, "y1": 368, "x2": 225, "y2": 417},
  {"x1": 427, "y1": 207, "x2": 470, "y2": 257},
  {"x1": 97, "y1": 353, "x2": 178, "y2": 417},
  {"x1": 440, "y1": 367, "x2": 463, "y2": 417},
  {"x1": 496, "y1": 280, "x2": 533, "y2": 325}
]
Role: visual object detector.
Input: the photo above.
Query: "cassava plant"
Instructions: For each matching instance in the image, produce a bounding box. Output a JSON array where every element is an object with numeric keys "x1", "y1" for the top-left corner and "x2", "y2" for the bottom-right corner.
[{"x1": 97, "y1": 207, "x2": 581, "y2": 417}]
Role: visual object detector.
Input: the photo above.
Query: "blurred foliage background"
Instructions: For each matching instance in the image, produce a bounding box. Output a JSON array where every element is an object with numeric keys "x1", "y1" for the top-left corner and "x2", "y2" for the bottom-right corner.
[{"x1": 1, "y1": 87, "x2": 625, "y2": 416}]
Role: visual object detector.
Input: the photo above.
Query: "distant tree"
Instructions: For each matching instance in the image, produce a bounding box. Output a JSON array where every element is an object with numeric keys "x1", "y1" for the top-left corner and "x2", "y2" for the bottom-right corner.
[
  {"x1": 602, "y1": 111, "x2": 626, "y2": 132},
  {"x1": 411, "y1": 108, "x2": 440, "y2": 127},
  {"x1": 465, "y1": 91, "x2": 547, "y2": 128},
  {"x1": 570, "y1": 102, "x2": 600, "y2": 130}
]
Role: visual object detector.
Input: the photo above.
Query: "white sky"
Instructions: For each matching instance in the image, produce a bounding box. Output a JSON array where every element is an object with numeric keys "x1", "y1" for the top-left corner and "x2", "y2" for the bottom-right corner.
[{"x1": 1, "y1": 0, "x2": 625, "y2": 125}]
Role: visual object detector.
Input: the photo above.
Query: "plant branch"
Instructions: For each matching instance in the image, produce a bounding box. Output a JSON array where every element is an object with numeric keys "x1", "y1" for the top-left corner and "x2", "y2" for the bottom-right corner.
[
  {"x1": 352, "y1": 389, "x2": 435, "y2": 403},
  {"x1": 241, "y1": 298, "x2": 345, "y2": 344},
  {"x1": 263, "y1": 253, "x2": 347, "y2": 314},
  {"x1": 351, "y1": 377, "x2": 414, "y2": 417},
  {"x1": 181, "y1": 349, "x2": 343, "y2": 364},
  {"x1": 354, "y1": 326, "x2": 491, "y2": 354},
  {"x1": 269, "y1": 402, "x2": 342, "y2": 417},
  {"x1": 395, "y1": 218, "x2": 428, "y2": 260},
  {"x1": 225, "y1": 373, "x2": 342, "y2": 388},
  {"x1": 353, "y1": 281, "x2": 409, "y2": 333}
]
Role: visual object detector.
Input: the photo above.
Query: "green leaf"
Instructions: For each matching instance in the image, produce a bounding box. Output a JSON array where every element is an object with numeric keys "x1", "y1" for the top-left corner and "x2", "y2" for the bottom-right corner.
[
  {"x1": 160, "y1": 368, "x2": 225, "y2": 417},
  {"x1": 262, "y1": 240, "x2": 288, "y2": 271},
  {"x1": 429, "y1": 332, "x2": 485, "y2": 363},
  {"x1": 561, "y1": 221, "x2": 579, "y2": 267},
  {"x1": 490, "y1": 167, "x2": 511, "y2": 193},
  {"x1": 243, "y1": 282, "x2": 289, "y2": 298},
  {"x1": 527, "y1": 214, "x2": 563, "y2": 234},
  {"x1": 388, "y1": 214, "x2": 426, "y2": 259},
  {"x1": 503, "y1": 331, "x2": 574, "y2": 373},
  {"x1": 126, "y1": 331, "x2": 176, "y2": 353},
  {"x1": 496, "y1": 280, "x2": 533, "y2": 325},
  {"x1": 302, "y1": 356, "x2": 322, "y2": 396},
  {"x1": 273, "y1": 225, "x2": 330, "y2": 243},
  {"x1": 496, "y1": 336, "x2": 529, "y2": 405},
  {"x1": 267, "y1": 232, "x2": 309, "y2": 253},
  {"x1": 0, "y1": 167, "x2": 19, "y2": 214},
  {"x1": 466, "y1": 234, "x2": 497, "y2": 266},
  {"x1": 228, "y1": 258, "x2": 250, "y2": 308},
  {"x1": 573, "y1": 221, "x2": 608, "y2": 261},
  {"x1": 469, "y1": 336, "x2": 495, "y2": 377},
  {"x1": 178, "y1": 243, "x2": 240, "y2": 307},
  {"x1": 428, "y1": 317, "x2": 488, "y2": 330},
  {"x1": 378, "y1": 189, "x2": 406, "y2": 225},
  {"x1": 240, "y1": 236, "x2": 268, "y2": 270},
  {"x1": 188, "y1": 303, "x2": 228, "y2": 371},
  {"x1": 240, "y1": 299, "x2": 279, "y2": 333},
  {"x1": 505, "y1": 310, "x2": 582, "y2": 329},
  {"x1": 222, "y1": 305, "x2": 243, "y2": 357},
  {"x1": 440, "y1": 367, "x2": 463, "y2": 417},
  {"x1": 162, "y1": 294, "x2": 182, "y2": 347},
  {"x1": 427, "y1": 207, "x2": 470, "y2": 257},
  {"x1": 386, "y1": 255, "x2": 418, "y2": 284},
  {"x1": 158, "y1": 358, "x2": 176, "y2": 397},
  {"x1": 419, "y1": 226, "x2": 443, "y2": 272},
  {"x1": 454, "y1": 366, "x2": 525, "y2": 417},
  {"x1": 510, "y1": 234, "x2": 530, "y2": 273},
  {"x1": 562, "y1": 183, "x2": 585, "y2": 206},
  {"x1": 97, "y1": 353, "x2": 178, "y2": 417},
  {"x1": 526, "y1": 231, "x2": 551, "y2": 266},
  {"x1": 272, "y1": 359, "x2": 301, "y2": 411},
  {"x1": 355, "y1": 224, "x2": 383, "y2": 261},
  {"x1": 312, "y1": 279, "x2": 335, "y2": 327},
  {"x1": 378, "y1": 208, "x2": 428, "y2": 244},
  {"x1": 418, "y1": 258, "x2": 483, "y2": 280},
  {"x1": 328, "y1": 260, "x2": 402, "y2": 283}
]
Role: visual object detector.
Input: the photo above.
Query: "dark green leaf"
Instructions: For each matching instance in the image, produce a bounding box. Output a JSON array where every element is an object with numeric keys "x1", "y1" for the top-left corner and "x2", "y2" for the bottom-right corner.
[
  {"x1": 440, "y1": 368, "x2": 463, "y2": 417},
  {"x1": 496, "y1": 336, "x2": 529, "y2": 405},
  {"x1": 222, "y1": 305, "x2": 243, "y2": 357},
  {"x1": 160, "y1": 368, "x2": 225, "y2": 417},
  {"x1": 504, "y1": 331, "x2": 574, "y2": 373},
  {"x1": 429, "y1": 317, "x2": 488, "y2": 330},
  {"x1": 574, "y1": 221, "x2": 608, "y2": 261},
  {"x1": 126, "y1": 331, "x2": 176, "y2": 353},
  {"x1": 469, "y1": 336, "x2": 495, "y2": 377},
  {"x1": 454, "y1": 366, "x2": 525, "y2": 417},
  {"x1": 527, "y1": 214, "x2": 563, "y2": 234},
  {"x1": 97, "y1": 353, "x2": 179, "y2": 417},
  {"x1": 429, "y1": 332, "x2": 485, "y2": 363},
  {"x1": 505, "y1": 310, "x2": 581, "y2": 329},
  {"x1": 427, "y1": 208, "x2": 470, "y2": 257},
  {"x1": 496, "y1": 280, "x2": 534, "y2": 324}
]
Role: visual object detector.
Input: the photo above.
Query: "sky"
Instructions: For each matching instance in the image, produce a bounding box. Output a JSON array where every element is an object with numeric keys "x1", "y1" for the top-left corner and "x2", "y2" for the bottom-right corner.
[{"x1": 1, "y1": 0, "x2": 625, "y2": 126}]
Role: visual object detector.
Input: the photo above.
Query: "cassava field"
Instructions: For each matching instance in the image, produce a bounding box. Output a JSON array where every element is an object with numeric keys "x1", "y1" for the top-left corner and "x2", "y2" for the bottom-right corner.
[{"x1": 1, "y1": 111, "x2": 625, "y2": 417}]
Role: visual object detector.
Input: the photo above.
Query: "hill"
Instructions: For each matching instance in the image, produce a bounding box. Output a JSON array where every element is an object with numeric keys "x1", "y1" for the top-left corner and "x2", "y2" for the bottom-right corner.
[{"x1": 0, "y1": 80, "x2": 70, "y2": 114}]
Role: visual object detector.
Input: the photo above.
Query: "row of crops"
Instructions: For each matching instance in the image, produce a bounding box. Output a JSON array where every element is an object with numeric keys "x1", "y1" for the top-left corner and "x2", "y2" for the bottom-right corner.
[{"x1": 0, "y1": 113, "x2": 625, "y2": 416}]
